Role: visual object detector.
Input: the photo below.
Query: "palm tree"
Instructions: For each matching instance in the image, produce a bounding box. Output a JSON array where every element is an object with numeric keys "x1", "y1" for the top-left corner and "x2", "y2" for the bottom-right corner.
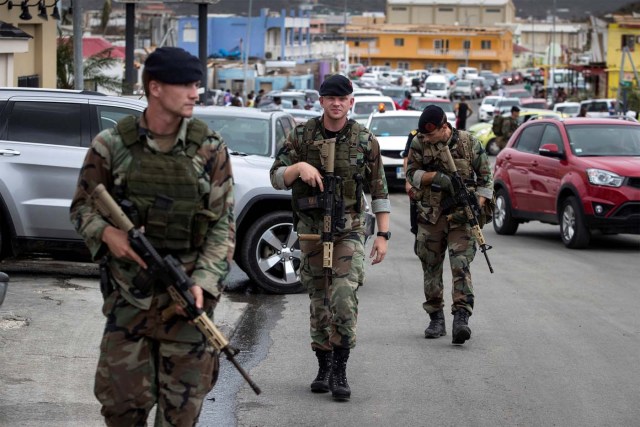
[{"x1": 57, "y1": 34, "x2": 123, "y2": 93}]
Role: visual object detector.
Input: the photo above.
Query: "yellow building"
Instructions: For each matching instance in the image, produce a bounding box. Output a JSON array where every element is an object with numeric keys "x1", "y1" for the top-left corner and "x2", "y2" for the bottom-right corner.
[
  {"x1": 346, "y1": 22, "x2": 512, "y2": 73},
  {"x1": 606, "y1": 15, "x2": 640, "y2": 99},
  {"x1": 0, "y1": 2, "x2": 58, "y2": 88}
]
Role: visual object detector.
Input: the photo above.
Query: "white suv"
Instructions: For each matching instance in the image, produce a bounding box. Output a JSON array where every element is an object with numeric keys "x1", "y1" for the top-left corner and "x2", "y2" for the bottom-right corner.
[{"x1": 0, "y1": 89, "x2": 374, "y2": 294}]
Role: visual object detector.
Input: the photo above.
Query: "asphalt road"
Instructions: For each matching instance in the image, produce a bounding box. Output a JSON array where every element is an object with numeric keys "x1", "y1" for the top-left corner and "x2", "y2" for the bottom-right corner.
[{"x1": 229, "y1": 193, "x2": 640, "y2": 427}]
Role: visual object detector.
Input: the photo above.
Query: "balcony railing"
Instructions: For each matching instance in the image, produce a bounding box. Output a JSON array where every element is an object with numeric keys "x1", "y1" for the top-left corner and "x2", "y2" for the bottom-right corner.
[
  {"x1": 350, "y1": 47, "x2": 381, "y2": 55},
  {"x1": 265, "y1": 41, "x2": 344, "y2": 60},
  {"x1": 415, "y1": 49, "x2": 498, "y2": 59}
]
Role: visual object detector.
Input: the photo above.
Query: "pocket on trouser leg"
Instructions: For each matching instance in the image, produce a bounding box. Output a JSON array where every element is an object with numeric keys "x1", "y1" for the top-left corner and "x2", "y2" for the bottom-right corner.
[
  {"x1": 95, "y1": 329, "x2": 155, "y2": 426},
  {"x1": 157, "y1": 341, "x2": 217, "y2": 426}
]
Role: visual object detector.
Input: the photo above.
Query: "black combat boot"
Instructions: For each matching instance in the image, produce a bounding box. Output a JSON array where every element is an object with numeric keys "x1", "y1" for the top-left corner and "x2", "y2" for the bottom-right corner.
[
  {"x1": 452, "y1": 309, "x2": 472, "y2": 345},
  {"x1": 310, "y1": 349, "x2": 332, "y2": 393},
  {"x1": 329, "y1": 348, "x2": 351, "y2": 401},
  {"x1": 424, "y1": 310, "x2": 446, "y2": 338}
]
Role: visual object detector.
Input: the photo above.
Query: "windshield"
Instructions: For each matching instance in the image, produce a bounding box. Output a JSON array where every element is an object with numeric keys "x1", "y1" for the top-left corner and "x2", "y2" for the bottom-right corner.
[
  {"x1": 410, "y1": 100, "x2": 453, "y2": 112},
  {"x1": 369, "y1": 116, "x2": 421, "y2": 136},
  {"x1": 426, "y1": 82, "x2": 446, "y2": 90},
  {"x1": 483, "y1": 98, "x2": 499, "y2": 106},
  {"x1": 195, "y1": 115, "x2": 271, "y2": 156},
  {"x1": 353, "y1": 102, "x2": 394, "y2": 115},
  {"x1": 567, "y1": 124, "x2": 640, "y2": 156},
  {"x1": 456, "y1": 81, "x2": 471, "y2": 87}
]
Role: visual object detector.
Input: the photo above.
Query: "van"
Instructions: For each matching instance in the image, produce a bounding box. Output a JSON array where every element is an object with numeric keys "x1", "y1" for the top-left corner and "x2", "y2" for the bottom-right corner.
[
  {"x1": 456, "y1": 66, "x2": 479, "y2": 80},
  {"x1": 424, "y1": 75, "x2": 450, "y2": 99}
]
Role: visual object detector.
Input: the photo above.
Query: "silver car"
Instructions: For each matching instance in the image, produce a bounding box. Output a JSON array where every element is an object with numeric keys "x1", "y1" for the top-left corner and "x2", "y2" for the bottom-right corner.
[{"x1": 0, "y1": 90, "x2": 374, "y2": 294}]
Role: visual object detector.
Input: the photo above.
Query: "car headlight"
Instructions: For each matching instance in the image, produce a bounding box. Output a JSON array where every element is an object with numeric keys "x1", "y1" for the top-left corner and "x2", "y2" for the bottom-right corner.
[{"x1": 586, "y1": 169, "x2": 624, "y2": 187}]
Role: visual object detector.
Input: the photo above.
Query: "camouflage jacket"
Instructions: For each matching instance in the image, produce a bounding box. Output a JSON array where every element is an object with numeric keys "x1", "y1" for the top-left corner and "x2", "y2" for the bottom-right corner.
[
  {"x1": 406, "y1": 125, "x2": 493, "y2": 224},
  {"x1": 502, "y1": 116, "x2": 519, "y2": 140},
  {"x1": 270, "y1": 116, "x2": 390, "y2": 234},
  {"x1": 69, "y1": 114, "x2": 235, "y2": 309}
]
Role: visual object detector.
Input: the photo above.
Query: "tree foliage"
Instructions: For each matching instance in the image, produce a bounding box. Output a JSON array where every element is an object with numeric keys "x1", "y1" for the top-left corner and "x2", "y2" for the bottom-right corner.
[{"x1": 56, "y1": 35, "x2": 123, "y2": 93}]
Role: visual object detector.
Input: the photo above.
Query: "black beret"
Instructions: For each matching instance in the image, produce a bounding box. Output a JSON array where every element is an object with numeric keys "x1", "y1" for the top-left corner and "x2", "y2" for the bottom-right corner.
[
  {"x1": 144, "y1": 47, "x2": 203, "y2": 84},
  {"x1": 319, "y1": 74, "x2": 353, "y2": 96},
  {"x1": 419, "y1": 105, "x2": 447, "y2": 134}
]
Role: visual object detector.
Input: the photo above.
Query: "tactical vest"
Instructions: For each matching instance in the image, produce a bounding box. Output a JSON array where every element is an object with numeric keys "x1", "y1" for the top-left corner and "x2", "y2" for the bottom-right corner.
[
  {"x1": 291, "y1": 118, "x2": 368, "y2": 226},
  {"x1": 116, "y1": 116, "x2": 210, "y2": 252},
  {"x1": 416, "y1": 128, "x2": 476, "y2": 215}
]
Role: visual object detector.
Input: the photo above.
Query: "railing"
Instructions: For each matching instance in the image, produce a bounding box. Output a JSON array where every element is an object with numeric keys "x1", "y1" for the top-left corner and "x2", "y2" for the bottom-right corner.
[
  {"x1": 416, "y1": 49, "x2": 499, "y2": 59},
  {"x1": 265, "y1": 41, "x2": 344, "y2": 60},
  {"x1": 350, "y1": 47, "x2": 381, "y2": 55}
]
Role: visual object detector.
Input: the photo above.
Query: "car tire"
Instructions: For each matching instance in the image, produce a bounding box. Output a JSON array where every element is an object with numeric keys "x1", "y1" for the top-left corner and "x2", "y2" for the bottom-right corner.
[
  {"x1": 486, "y1": 138, "x2": 501, "y2": 156},
  {"x1": 239, "y1": 210, "x2": 304, "y2": 294},
  {"x1": 559, "y1": 196, "x2": 590, "y2": 249},
  {"x1": 493, "y1": 188, "x2": 519, "y2": 235}
]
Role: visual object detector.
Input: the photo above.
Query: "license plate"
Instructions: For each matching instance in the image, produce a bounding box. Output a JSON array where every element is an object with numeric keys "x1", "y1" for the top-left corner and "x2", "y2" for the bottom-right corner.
[{"x1": 396, "y1": 167, "x2": 405, "y2": 179}]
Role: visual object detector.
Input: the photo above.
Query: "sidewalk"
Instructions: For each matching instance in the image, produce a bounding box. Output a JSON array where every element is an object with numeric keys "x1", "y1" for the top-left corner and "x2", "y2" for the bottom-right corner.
[{"x1": 0, "y1": 260, "x2": 247, "y2": 427}]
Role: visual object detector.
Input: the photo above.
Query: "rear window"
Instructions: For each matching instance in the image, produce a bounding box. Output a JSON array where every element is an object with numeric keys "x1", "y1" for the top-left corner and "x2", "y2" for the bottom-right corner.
[
  {"x1": 566, "y1": 124, "x2": 640, "y2": 156},
  {"x1": 194, "y1": 115, "x2": 271, "y2": 156},
  {"x1": 369, "y1": 116, "x2": 421, "y2": 136},
  {"x1": 353, "y1": 102, "x2": 394, "y2": 115},
  {"x1": 411, "y1": 99, "x2": 453, "y2": 112}
]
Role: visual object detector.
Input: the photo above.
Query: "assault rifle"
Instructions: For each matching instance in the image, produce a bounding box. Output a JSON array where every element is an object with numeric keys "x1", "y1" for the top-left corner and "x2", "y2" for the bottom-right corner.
[
  {"x1": 91, "y1": 184, "x2": 261, "y2": 395},
  {"x1": 442, "y1": 147, "x2": 494, "y2": 274},
  {"x1": 297, "y1": 138, "x2": 345, "y2": 306}
]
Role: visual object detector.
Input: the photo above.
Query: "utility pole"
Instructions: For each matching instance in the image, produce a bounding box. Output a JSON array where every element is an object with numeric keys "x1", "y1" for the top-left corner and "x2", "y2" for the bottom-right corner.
[
  {"x1": 343, "y1": 0, "x2": 348, "y2": 72},
  {"x1": 550, "y1": 0, "x2": 556, "y2": 103},
  {"x1": 243, "y1": 0, "x2": 253, "y2": 98},
  {"x1": 73, "y1": 0, "x2": 83, "y2": 90}
]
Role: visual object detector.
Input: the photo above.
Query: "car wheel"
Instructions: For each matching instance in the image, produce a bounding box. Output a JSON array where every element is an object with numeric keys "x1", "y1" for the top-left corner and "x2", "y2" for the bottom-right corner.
[
  {"x1": 493, "y1": 188, "x2": 519, "y2": 235},
  {"x1": 239, "y1": 210, "x2": 304, "y2": 294},
  {"x1": 486, "y1": 138, "x2": 501, "y2": 156},
  {"x1": 559, "y1": 196, "x2": 590, "y2": 249}
]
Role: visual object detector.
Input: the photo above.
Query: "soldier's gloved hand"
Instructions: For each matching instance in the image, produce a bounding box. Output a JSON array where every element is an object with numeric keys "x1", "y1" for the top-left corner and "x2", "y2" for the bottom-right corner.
[{"x1": 432, "y1": 172, "x2": 454, "y2": 194}]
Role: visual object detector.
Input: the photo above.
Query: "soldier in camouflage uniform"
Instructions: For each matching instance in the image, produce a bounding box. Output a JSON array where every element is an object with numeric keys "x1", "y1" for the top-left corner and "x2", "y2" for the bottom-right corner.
[
  {"x1": 69, "y1": 47, "x2": 235, "y2": 426},
  {"x1": 498, "y1": 105, "x2": 520, "y2": 150},
  {"x1": 270, "y1": 74, "x2": 390, "y2": 401},
  {"x1": 406, "y1": 105, "x2": 493, "y2": 345}
]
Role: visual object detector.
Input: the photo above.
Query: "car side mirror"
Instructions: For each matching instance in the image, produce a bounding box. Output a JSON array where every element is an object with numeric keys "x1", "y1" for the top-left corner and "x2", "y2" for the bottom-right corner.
[{"x1": 539, "y1": 143, "x2": 565, "y2": 159}]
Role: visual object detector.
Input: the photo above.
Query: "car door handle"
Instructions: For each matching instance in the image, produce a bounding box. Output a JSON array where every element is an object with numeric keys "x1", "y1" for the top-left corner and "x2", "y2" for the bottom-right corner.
[
  {"x1": 531, "y1": 161, "x2": 539, "y2": 167},
  {"x1": 0, "y1": 148, "x2": 21, "y2": 156}
]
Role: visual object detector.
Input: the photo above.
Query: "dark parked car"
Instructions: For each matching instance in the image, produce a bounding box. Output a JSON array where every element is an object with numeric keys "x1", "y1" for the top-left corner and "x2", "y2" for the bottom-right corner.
[{"x1": 493, "y1": 117, "x2": 640, "y2": 248}]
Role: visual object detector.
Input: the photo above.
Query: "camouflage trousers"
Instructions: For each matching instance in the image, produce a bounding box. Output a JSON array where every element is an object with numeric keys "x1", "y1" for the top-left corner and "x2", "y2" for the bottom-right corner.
[
  {"x1": 495, "y1": 136, "x2": 507, "y2": 150},
  {"x1": 416, "y1": 214, "x2": 477, "y2": 315},
  {"x1": 299, "y1": 230, "x2": 365, "y2": 351},
  {"x1": 95, "y1": 289, "x2": 219, "y2": 427}
]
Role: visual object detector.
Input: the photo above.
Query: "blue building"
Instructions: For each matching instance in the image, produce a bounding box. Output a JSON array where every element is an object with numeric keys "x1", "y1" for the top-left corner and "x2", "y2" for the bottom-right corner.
[
  {"x1": 177, "y1": 8, "x2": 344, "y2": 93},
  {"x1": 178, "y1": 8, "x2": 317, "y2": 62}
]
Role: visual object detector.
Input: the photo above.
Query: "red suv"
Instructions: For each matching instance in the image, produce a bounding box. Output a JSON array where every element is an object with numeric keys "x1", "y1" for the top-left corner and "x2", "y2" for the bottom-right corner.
[{"x1": 492, "y1": 117, "x2": 640, "y2": 248}]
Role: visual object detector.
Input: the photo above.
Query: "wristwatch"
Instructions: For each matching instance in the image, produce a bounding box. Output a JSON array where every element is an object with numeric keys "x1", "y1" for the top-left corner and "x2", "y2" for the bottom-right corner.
[{"x1": 376, "y1": 231, "x2": 391, "y2": 240}]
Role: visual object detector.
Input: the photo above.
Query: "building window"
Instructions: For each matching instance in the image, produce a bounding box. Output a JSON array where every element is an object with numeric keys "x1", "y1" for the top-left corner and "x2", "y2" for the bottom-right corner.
[
  {"x1": 434, "y1": 39, "x2": 450, "y2": 53},
  {"x1": 486, "y1": 8, "x2": 501, "y2": 13},
  {"x1": 394, "y1": 38, "x2": 405, "y2": 47},
  {"x1": 355, "y1": 41, "x2": 360, "y2": 47},
  {"x1": 398, "y1": 61, "x2": 409, "y2": 70},
  {"x1": 481, "y1": 40, "x2": 492, "y2": 50},
  {"x1": 392, "y1": 7, "x2": 407, "y2": 11},
  {"x1": 463, "y1": 40, "x2": 471, "y2": 50},
  {"x1": 621, "y1": 34, "x2": 636, "y2": 51},
  {"x1": 438, "y1": 7, "x2": 454, "y2": 12}
]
